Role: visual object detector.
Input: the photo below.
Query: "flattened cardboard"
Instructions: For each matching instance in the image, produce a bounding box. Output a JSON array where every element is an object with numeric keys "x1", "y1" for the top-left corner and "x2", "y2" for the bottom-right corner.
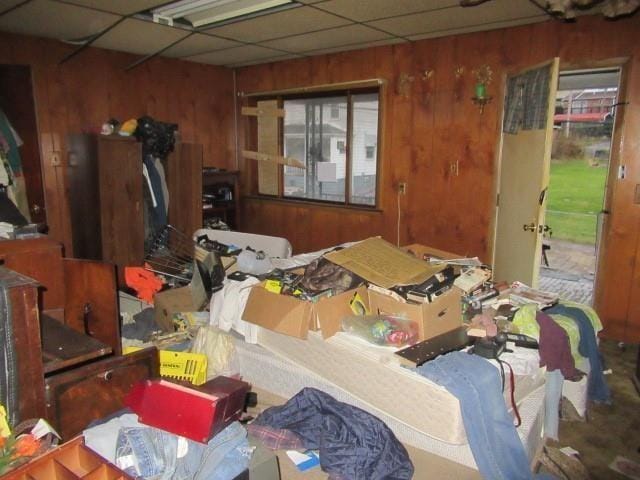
[
  {"x1": 324, "y1": 237, "x2": 444, "y2": 289},
  {"x1": 242, "y1": 284, "x2": 369, "y2": 339},
  {"x1": 368, "y1": 286, "x2": 463, "y2": 341}
]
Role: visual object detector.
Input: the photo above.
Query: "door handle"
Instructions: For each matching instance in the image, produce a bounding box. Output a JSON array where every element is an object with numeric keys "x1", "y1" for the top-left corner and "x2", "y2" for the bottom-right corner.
[
  {"x1": 523, "y1": 222, "x2": 536, "y2": 232},
  {"x1": 538, "y1": 224, "x2": 552, "y2": 235},
  {"x1": 83, "y1": 302, "x2": 94, "y2": 337}
]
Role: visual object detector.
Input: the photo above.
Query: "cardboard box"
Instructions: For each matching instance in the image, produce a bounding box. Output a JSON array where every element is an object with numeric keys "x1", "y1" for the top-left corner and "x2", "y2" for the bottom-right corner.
[
  {"x1": 368, "y1": 285, "x2": 463, "y2": 341},
  {"x1": 401, "y1": 243, "x2": 460, "y2": 262},
  {"x1": 242, "y1": 284, "x2": 369, "y2": 339},
  {"x1": 154, "y1": 286, "x2": 200, "y2": 332}
]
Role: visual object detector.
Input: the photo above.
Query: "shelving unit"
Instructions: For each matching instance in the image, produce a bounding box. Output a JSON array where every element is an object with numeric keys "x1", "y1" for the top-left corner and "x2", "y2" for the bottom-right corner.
[{"x1": 202, "y1": 169, "x2": 239, "y2": 230}]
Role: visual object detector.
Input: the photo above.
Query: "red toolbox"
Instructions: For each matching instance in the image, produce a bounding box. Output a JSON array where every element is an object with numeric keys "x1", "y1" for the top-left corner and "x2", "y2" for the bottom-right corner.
[{"x1": 125, "y1": 376, "x2": 251, "y2": 443}]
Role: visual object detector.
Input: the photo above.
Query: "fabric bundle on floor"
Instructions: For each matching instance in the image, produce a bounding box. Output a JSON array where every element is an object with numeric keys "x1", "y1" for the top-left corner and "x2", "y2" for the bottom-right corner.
[{"x1": 249, "y1": 387, "x2": 414, "y2": 480}]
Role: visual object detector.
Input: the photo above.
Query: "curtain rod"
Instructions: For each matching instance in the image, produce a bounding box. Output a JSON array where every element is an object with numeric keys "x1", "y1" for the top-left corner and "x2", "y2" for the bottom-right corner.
[{"x1": 240, "y1": 78, "x2": 386, "y2": 98}]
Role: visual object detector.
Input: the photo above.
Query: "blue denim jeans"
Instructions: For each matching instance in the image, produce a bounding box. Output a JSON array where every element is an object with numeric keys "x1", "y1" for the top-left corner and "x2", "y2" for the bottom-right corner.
[
  {"x1": 417, "y1": 351, "x2": 553, "y2": 480},
  {"x1": 115, "y1": 421, "x2": 250, "y2": 480}
]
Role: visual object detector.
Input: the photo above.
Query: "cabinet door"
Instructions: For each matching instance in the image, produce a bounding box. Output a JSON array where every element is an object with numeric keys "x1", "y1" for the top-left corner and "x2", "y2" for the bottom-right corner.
[
  {"x1": 67, "y1": 134, "x2": 102, "y2": 260},
  {"x1": 45, "y1": 348, "x2": 159, "y2": 440},
  {"x1": 167, "y1": 143, "x2": 203, "y2": 239},
  {"x1": 98, "y1": 137, "x2": 144, "y2": 285},
  {"x1": 63, "y1": 258, "x2": 120, "y2": 355}
]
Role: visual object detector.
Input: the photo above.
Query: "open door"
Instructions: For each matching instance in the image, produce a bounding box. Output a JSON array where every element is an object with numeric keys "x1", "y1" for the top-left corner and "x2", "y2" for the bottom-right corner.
[{"x1": 493, "y1": 58, "x2": 559, "y2": 286}]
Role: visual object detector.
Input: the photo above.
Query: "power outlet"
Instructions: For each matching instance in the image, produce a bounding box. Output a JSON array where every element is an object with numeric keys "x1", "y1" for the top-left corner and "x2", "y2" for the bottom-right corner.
[{"x1": 398, "y1": 182, "x2": 407, "y2": 195}]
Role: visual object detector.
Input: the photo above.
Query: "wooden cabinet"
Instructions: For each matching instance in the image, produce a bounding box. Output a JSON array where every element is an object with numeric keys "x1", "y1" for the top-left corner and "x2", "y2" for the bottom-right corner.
[
  {"x1": 0, "y1": 237, "x2": 159, "y2": 439},
  {"x1": 67, "y1": 135, "x2": 203, "y2": 284},
  {"x1": 202, "y1": 169, "x2": 239, "y2": 230}
]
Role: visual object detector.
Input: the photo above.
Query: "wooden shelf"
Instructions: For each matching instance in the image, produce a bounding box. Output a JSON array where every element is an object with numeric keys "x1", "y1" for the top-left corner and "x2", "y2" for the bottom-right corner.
[
  {"x1": 3, "y1": 437, "x2": 133, "y2": 480},
  {"x1": 41, "y1": 315, "x2": 112, "y2": 374},
  {"x1": 202, "y1": 170, "x2": 239, "y2": 229}
]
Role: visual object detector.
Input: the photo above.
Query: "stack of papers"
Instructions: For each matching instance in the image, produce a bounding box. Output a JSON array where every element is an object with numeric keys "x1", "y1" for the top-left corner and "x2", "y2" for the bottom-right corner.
[{"x1": 509, "y1": 281, "x2": 558, "y2": 308}]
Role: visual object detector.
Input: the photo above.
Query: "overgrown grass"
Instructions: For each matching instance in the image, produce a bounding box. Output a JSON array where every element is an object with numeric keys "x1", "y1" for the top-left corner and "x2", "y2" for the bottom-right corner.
[{"x1": 546, "y1": 158, "x2": 607, "y2": 245}]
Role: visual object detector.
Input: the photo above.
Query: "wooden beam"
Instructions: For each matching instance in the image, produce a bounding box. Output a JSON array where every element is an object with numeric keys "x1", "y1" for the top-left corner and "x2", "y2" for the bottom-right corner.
[
  {"x1": 241, "y1": 106, "x2": 285, "y2": 117},
  {"x1": 243, "y1": 150, "x2": 305, "y2": 169}
]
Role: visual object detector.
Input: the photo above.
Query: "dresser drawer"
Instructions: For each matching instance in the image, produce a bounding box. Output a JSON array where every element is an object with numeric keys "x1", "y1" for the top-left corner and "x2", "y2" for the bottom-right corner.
[{"x1": 45, "y1": 348, "x2": 159, "y2": 440}]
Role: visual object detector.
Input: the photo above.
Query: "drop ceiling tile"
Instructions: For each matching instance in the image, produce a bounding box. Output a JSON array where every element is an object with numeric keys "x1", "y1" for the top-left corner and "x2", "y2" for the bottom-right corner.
[
  {"x1": 186, "y1": 44, "x2": 285, "y2": 65},
  {"x1": 162, "y1": 33, "x2": 242, "y2": 57},
  {"x1": 407, "y1": 15, "x2": 548, "y2": 41},
  {"x1": 260, "y1": 24, "x2": 392, "y2": 53},
  {"x1": 92, "y1": 18, "x2": 189, "y2": 56},
  {"x1": 294, "y1": 0, "x2": 327, "y2": 3},
  {"x1": 58, "y1": 0, "x2": 167, "y2": 15},
  {"x1": 316, "y1": 0, "x2": 458, "y2": 22},
  {"x1": 367, "y1": 0, "x2": 543, "y2": 37},
  {"x1": 204, "y1": 6, "x2": 350, "y2": 43},
  {"x1": 0, "y1": 0, "x2": 119, "y2": 40}
]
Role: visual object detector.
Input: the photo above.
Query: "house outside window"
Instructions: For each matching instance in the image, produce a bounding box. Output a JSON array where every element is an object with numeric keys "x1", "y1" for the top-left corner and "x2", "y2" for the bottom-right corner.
[{"x1": 280, "y1": 89, "x2": 380, "y2": 207}]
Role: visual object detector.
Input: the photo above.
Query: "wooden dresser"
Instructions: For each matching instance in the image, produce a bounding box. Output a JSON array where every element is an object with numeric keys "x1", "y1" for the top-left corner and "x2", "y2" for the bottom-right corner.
[{"x1": 0, "y1": 236, "x2": 159, "y2": 440}]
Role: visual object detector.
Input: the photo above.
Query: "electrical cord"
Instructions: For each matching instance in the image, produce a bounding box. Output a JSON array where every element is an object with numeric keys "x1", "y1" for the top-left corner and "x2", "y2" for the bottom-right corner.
[
  {"x1": 498, "y1": 358, "x2": 522, "y2": 427},
  {"x1": 396, "y1": 189, "x2": 401, "y2": 247}
]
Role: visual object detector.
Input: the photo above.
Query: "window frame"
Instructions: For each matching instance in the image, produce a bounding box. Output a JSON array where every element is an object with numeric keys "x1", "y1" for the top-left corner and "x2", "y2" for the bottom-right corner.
[{"x1": 252, "y1": 86, "x2": 382, "y2": 209}]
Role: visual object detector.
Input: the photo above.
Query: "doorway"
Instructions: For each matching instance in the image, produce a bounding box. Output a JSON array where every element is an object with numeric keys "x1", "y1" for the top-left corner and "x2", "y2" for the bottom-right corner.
[
  {"x1": 0, "y1": 65, "x2": 46, "y2": 225},
  {"x1": 538, "y1": 68, "x2": 621, "y2": 305}
]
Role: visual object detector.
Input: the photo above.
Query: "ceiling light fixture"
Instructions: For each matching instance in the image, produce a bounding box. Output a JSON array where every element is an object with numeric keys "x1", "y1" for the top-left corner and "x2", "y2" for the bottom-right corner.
[{"x1": 151, "y1": 0, "x2": 295, "y2": 28}]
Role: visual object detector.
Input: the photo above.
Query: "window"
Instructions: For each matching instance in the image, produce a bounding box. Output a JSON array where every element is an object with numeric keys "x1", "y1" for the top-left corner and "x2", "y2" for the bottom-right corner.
[{"x1": 281, "y1": 89, "x2": 380, "y2": 206}]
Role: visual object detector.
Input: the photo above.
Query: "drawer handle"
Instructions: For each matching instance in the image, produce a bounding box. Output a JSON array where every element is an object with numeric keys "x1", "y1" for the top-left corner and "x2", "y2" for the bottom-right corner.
[{"x1": 102, "y1": 370, "x2": 113, "y2": 381}]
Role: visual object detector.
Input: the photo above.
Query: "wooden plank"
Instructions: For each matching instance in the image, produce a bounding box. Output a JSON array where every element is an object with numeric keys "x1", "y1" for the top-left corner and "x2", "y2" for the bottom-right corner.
[
  {"x1": 167, "y1": 142, "x2": 204, "y2": 237},
  {"x1": 63, "y1": 257, "x2": 120, "y2": 355},
  {"x1": 98, "y1": 136, "x2": 144, "y2": 285},
  {"x1": 241, "y1": 106, "x2": 285, "y2": 117},
  {"x1": 242, "y1": 150, "x2": 305, "y2": 169},
  {"x1": 257, "y1": 99, "x2": 280, "y2": 195},
  {"x1": 41, "y1": 314, "x2": 112, "y2": 374}
]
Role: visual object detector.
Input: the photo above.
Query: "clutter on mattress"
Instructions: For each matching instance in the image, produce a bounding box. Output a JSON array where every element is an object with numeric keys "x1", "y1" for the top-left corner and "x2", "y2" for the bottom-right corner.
[{"x1": 114, "y1": 233, "x2": 612, "y2": 475}]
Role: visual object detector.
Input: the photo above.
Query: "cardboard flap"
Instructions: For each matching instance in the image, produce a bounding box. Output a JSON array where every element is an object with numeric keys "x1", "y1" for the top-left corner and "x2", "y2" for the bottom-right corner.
[
  {"x1": 243, "y1": 285, "x2": 312, "y2": 339},
  {"x1": 315, "y1": 286, "x2": 369, "y2": 339},
  {"x1": 324, "y1": 237, "x2": 444, "y2": 289}
]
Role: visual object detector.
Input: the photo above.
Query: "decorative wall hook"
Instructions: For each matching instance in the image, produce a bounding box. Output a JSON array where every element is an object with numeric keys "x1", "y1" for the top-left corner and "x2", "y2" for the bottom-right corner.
[
  {"x1": 422, "y1": 69, "x2": 434, "y2": 81},
  {"x1": 396, "y1": 72, "x2": 415, "y2": 98},
  {"x1": 471, "y1": 65, "x2": 493, "y2": 113}
]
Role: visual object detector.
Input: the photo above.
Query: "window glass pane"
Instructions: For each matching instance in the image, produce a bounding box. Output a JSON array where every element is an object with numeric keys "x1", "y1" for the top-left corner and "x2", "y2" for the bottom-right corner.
[
  {"x1": 350, "y1": 92, "x2": 379, "y2": 206},
  {"x1": 283, "y1": 96, "x2": 347, "y2": 202}
]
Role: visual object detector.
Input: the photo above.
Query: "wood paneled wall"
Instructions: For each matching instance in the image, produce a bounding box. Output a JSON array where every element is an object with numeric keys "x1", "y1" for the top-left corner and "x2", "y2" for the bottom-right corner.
[
  {"x1": 235, "y1": 15, "x2": 640, "y2": 341},
  {"x1": 0, "y1": 32, "x2": 235, "y2": 253}
]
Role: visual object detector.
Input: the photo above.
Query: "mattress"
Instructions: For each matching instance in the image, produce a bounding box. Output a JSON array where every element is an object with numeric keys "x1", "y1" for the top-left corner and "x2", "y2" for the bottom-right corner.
[{"x1": 230, "y1": 329, "x2": 547, "y2": 469}]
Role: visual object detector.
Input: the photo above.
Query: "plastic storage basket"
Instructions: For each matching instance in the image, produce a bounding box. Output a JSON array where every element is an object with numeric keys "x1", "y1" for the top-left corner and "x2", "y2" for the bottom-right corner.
[{"x1": 125, "y1": 347, "x2": 208, "y2": 385}]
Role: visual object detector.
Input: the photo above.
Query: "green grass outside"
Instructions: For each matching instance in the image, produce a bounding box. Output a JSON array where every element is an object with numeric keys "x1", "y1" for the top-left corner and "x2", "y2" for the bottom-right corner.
[{"x1": 546, "y1": 158, "x2": 608, "y2": 245}]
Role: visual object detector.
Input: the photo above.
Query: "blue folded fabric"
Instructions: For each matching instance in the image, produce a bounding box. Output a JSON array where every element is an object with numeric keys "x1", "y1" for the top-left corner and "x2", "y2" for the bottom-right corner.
[{"x1": 252, "y1": 387, "x2": 413, "y2": 480}]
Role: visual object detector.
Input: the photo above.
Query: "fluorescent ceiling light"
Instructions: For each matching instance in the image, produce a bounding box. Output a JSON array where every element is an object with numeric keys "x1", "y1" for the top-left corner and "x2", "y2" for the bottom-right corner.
[{"x1": 152, "y1": 0, "x2": 294, "y2": 27}]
